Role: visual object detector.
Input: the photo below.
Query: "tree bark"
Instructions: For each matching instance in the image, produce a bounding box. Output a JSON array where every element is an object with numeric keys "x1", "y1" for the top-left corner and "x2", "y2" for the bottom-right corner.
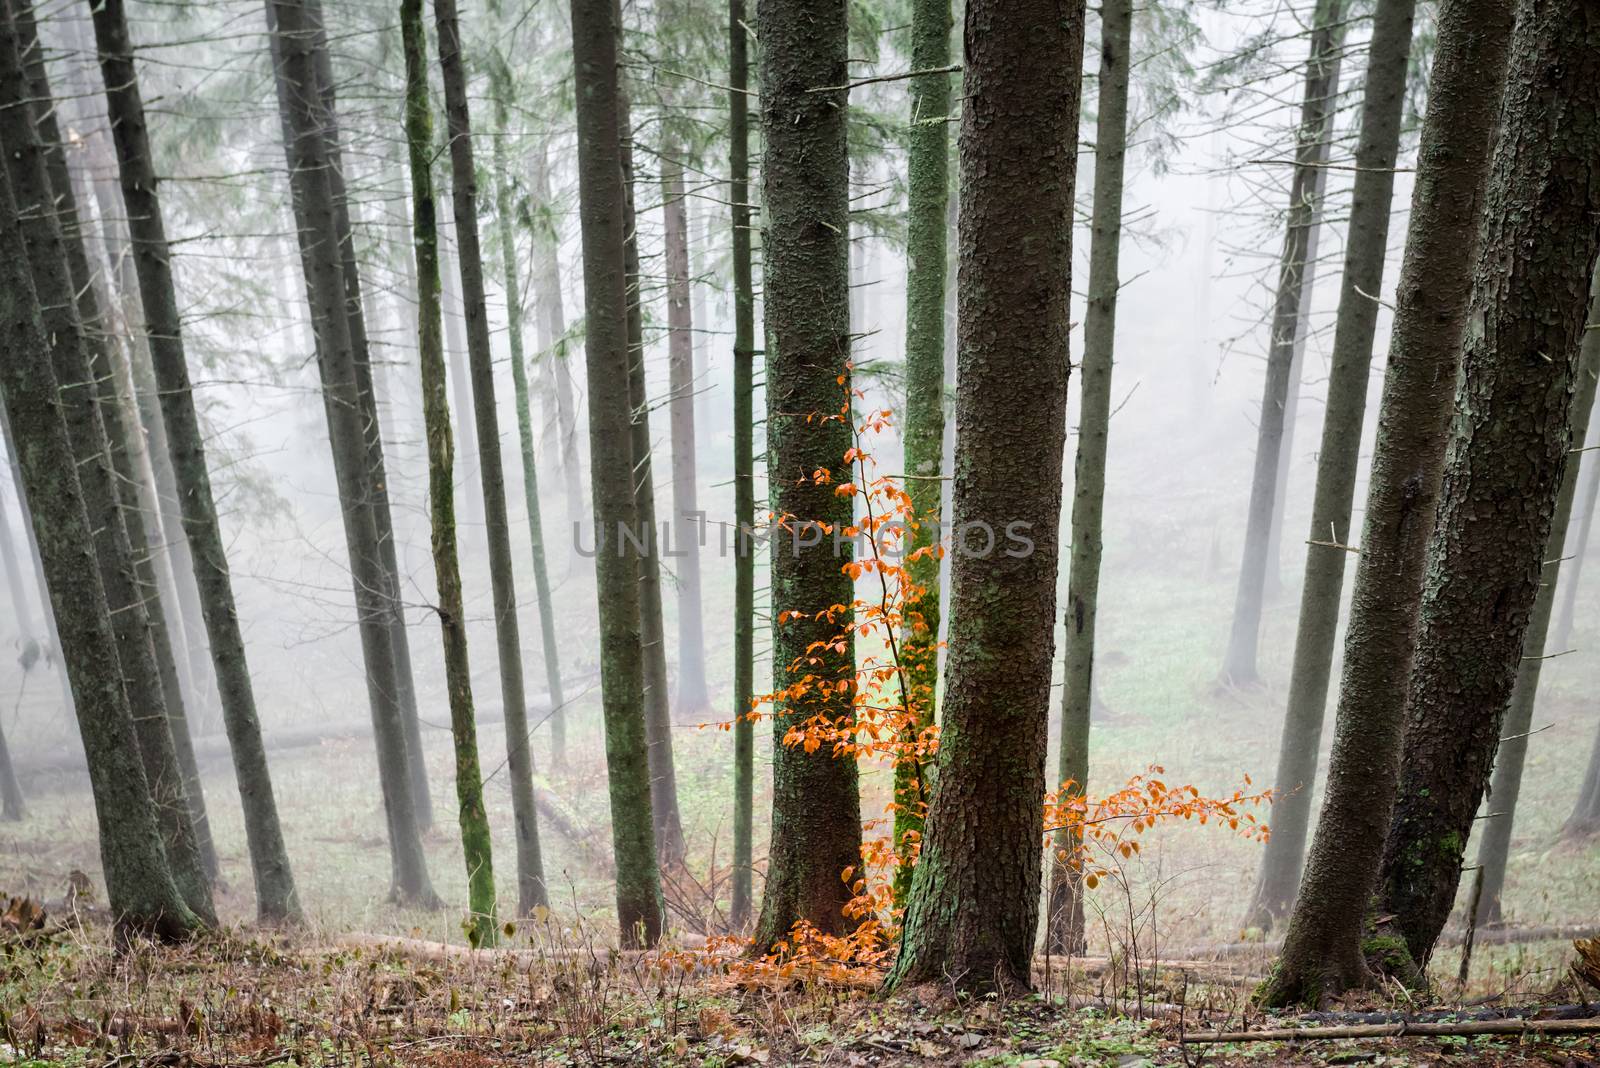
[
  {"x1": 1220, "y1": 0, "x2": 1347, "y2": 687},
  {"x1": 1245, "y1": 0, "x2": 1417, "y2": 931},
  {"x1": 727, "y1": 0, "x2": 756, "y2": 932},
  {"x1": 749, "y1": 0, "x2": 863, "y2": 954},
  {"x1": 884, "y1": 0, "x2": 1084, "y2": 995},
  {"x1": 1047, "y1": 0, "x2": 1131, "y2": 958},
  {"x1": 1472, "y1": 267, "x2": 1600, "y2": 927},
  {"x1": 400, "y1": 0, "x2": 497, "y2": 947},
  {"x1": 0, "y1": 158, "x2": 198, "y2": 944},
  {"x1": 1373, "y1": 0, "x2": 1600, "y2": 974},
  {"x1": 267, "y1": 0, "x2": 436, "y2": 908},
  {"x1": 1251, "y1": 0, "x2": 1509, "y2": 1006},
  {"x1": 566, "y1": 0, "x2": 663, "y2": 949},
  {"x1": 434, "y1": 0, "x2": 550, "y2": 913}
]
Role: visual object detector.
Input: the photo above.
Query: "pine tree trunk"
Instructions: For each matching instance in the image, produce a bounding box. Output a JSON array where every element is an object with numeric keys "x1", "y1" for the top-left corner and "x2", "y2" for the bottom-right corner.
[
  {"x1": 1551, "y1": 408, "x2": 1600, "y2": 651},
  {"x1": 1245, "y1": 0, "x2": 1417, "y2": 931},
  {"x1": 434, "y1": 0, "x2": 551, "y2": 913},
  {"x1": 0, "y1": 10, "x2": 215, "y2": 925},
  {"x1": 749, "y1": 0, "x2": 863, "y2": 954},
  {"x1": 491, "y1": 65, "x2": 567, "y2": 772},
  {"x1": 0, "y1": 160, "x2": 199, "y2": 944},
  {"x1": 268, "y1": 0, "x2": 436, "y2": 908},
  {"x1": 1047, "y1": 0, "x2": 1131, "y2": 958},
  {"x1": 1472, "y1": 268, "x2": 1600, "y2": 928},
  {"x1": 567, "y1": 0, "x2": 664, "y2": 948},
  {"x1": 1220, "y1": 0, "x2": 1346, "y2": 687},
  {"x1": 884, "y1": 0, "x2": 1084, "y2": 995},
  {"x1": 892, "y1": 0, "x2": 951, "y2": 912},
  {"x1": 1372, "y1": 2, "x2": 1600, "y2": 973},
  {"x1": 400, "y1": 0, "x2": 497, "y2": 947},
  {"x1": 1252, "y1": 0, "x2": 1512, "y2": 1006},
  {"x1": 727, "y1": 0, "x2": 756, "y2": 932}
]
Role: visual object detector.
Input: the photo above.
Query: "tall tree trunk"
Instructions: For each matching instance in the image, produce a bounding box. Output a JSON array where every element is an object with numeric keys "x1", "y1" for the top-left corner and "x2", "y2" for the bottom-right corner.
[
  {"x1": 435, "y1": 0, "x2": 550, "y2": 914},
  {"x1": 1244, "y1": 0, "x2": 1417, "y2": 931},
  {"x1": 727, "y1": 0, "x2": 756, "y2": 932},
  {"x1": 400, "y1": 0, "x2": 497, "y2": 947},
  {"x1": 439, "y1": 211, "x2": 483, "y2": 529},
  {"x1": 267, "y1": 0, "x2": 436, "y2": 908},
  {"x1": 1551, "y1": 404, "x2": 1600, "y2": 651},
  {"x1": 615, "y1": 51, "x2": 687, "y2": 867},
  {"x1": 1472, "y1": 268, "x2": 1600, "y2": 928},
  {"x1": 89, "y1": 0, "x2": 302, "y2": 924},
  {"x1": 892, "y1": 0, "x2": 951, "y2": 912},
  {"x1": 0, "y1": 406, "x2": 70, "y2": 719},
  {"x1": 567, "y1": 0, "x2": 663, "y2": 948},
  {"x1": 1251, "y1": 0, "x2": 1511, "y2": 1006},
  {"x1": 1372, "y1": 1, "x2": 1600, "y2": 974},
  {"x1": 0, "y1": 6, "x2": 214, "y2": 925},
  {"x1": 1046, "y1": 0, "x2": 1131, "y2": 957},
  {"x1": 491, "y1": 63, "x2": 567, "y2": 772},
  {"x1": 662, "y1": 153, "x2": 710, "y2": 715},
  {"x1": 0, "y1": 471, "x2": 25, "y2": 817},
  {"x1": 884, "y1": 0, "x2": 1084, "y2": 995},
  {"x1": 1220, "y1": 0, "x2": 1346, "y2": 687},
  {"x1": 1561, "y1": 718, "x2": 1600, "y2": 842},
  {"x1": 749, "y1": 0, "x2": 863, "y2": 954},
  {"x1": 0, "y1": 158, "x2": 198, "y2": 943}
]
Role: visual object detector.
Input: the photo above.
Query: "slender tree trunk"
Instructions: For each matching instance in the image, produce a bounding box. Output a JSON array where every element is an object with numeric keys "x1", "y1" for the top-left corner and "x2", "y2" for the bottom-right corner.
[
  {"x1": 1046, "y1": 0, "x2": 1131, "y2": 957},
  {"x1": 0, "y1": 407, "x2": 70, "y2": 720},
  {"x1": 1252, "y1": 0, "x2": 1512, "y2": 1006},
  {"x1": 491, "y1": 65, "x2": 567, "y2": 772},
  {"x1": 0, "y1": 472, "x2": 26, "y2": 817},
  {"x1": 749, "y1": 0, "x2": 863, "y2": 954},
  {"x1": 434, "y1": 0, "x2": 551, "y2": 913},
  {"x1": 0, "y1": 158, "x2": 198, "y2": 943},
  {"x1": 1244, "y1": 0, "x2": 1417, "y2": 931},
  {"x1": 0, "y1": 8, "x2": 215, "y2": 924},
  {"x1": 884, "y1": 0, "x2": 1084, "y2": 995},
  {"x1": 1472, "y1": 269, "x2": 1600, "y2": 928},
  {"x1": 268, "y1": 0, "x2": 436, "y2": 908},
  {"x1": 89, "y1": 0, "x2": 302, "y2": 924},
  {"x1": 1561, "y1": 718, "x2": 1600, "y2": 841},
  {"x1": 567, "y1": 0, "x2": 664, "y2": 948},
  {"x1": 727, "y1": 0, "x2": 756, "y2": 932},
  {"x1": 1220, "y1": 0, "x2": 1346, "y2": 687},
  {"x1": 400, "y1": 0, "x2": 496, "y2": 946},
  {"x1": 661, "y1": 153, "x2": 711, "y2": 714},
  {"x1": 1551, "y1": 404, "x2": 1600, "y2": 651},
  {"x1": 1372, "y1": 3, "x2": 1600, "y2": 974},
  {"x1": 439, "y1": 211, "x2": 482, "y2": 529}
]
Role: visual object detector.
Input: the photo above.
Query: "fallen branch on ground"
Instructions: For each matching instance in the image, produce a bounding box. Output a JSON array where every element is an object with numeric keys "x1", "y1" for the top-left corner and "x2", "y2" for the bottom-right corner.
[{"x1": 1180, "y1": 1015, "x2": 1600, "y2": 1044}]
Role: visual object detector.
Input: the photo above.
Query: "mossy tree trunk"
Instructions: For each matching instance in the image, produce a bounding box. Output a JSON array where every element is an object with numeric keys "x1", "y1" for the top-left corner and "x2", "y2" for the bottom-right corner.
[
  {"x1": 434, "y1": 0, "x2": 550, "y2": 913},
  {"x1": 1245, "y1": 0, "x2": 1417, "y2": 931},
  {"x1": 884, "y1": 0, "x2": 1085, "y2": 994},
  {"x1": 566, "y1": 0, "x2": 664, "y2": 948},
  {"x1": 1220, "y1": 0, "x2": 1346, "y2": 688},
  {"x1": 1047, "y1": 0, "x2": 1131, "y2": 957},
  {"x1": 892, "y1": 0, "x2": 951, "y2": 912},
  {"x1": 749, "y1": 0, "x2": 863, "y2": 954},
  {"x1": 400, "y1": 0, "x2": 497, "y2": 946},
  {"x1": 727, "y1": 0, "x2": 757, "y2": 932}
]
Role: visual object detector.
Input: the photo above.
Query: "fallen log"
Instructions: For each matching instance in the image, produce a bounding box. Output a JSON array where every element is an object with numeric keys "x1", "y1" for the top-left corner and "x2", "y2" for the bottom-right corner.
[{"x1": 1180, "y1": 1015, "x2": 1600, "y2": 1044}]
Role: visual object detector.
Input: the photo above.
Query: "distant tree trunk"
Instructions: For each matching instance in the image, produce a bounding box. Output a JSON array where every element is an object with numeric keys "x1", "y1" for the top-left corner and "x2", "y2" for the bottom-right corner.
[
  {"x1": 1551, "y1": 406, "x2": 1600, "y2": 651},
  {"x1": 268, "y1": 0, "x2": 436, "y2": 908},
  {"x1": 0, "y1": 9, "x2": 214, "y2": 925},
  {"x1": 1561, "y1": 718, "x2": 1600, "y2": 842},
  {"x1": 491, "y1": 64, "x2": 567, "y2": 772},
  {"x1": 1251, "y1": 0, "x2": 1513, "y2": 1007},
  {"x1": 885, "y1": 0, "x2": 1084, "y2": 995},
  {"x1": 0, "y1": 407, "x2": 70, "y2": 720},
  {"x1": 91, "y1": 0, "x2": 301, "y2": 926},
  {"x1": 434, "y1": 0, "x2": 551, "y2": 914},
  {"x1": 567, "y1": 0, "x2": 664, "y2": 948},
  {"x1": 1220, "y1": 0, "x2": 1346, "y2": 687},
  {"x1": 1046, "y1": 0, "x2": 1131, "y2": 958},
  {"x1": 1244, "y1": 0, "x2": 1417, "y2": 931},
  {"x1": 439, "y1": 211, "x2": 482, "y2": 528},
  {"x1": 615, "y1": 57, "x2": 687, "y2": 867},
  {"x1": 662, "y1": 155, "x2": 710, "y2": 715},
  {"x1": 749, "y1": 0, "x2": 863, "y2": 954},
  {"x1": 1472, "y1": 268, "x2": 1600, "y2": 928},
  {"x1": 0, "y1": 160, "x2": 199, "y2": 943},
  {"x1": 892, "y1": 0, "x2": 951, "y2": 912},
  {"x1": 727, "y1": 0, "x2": 756, "y2": 932},
  {"x1": 1372, "y1": 3, "x2": 1600, "y2": 974},
  {"x1": 0, "y1": 707, "x2": 20, "y2": 820},
  {"x1": 0, "y1": 473, "x2": 25, "y2": 817},
  {"x1": 400, "y1": 0, "x2": 496, "y2": 947}
]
